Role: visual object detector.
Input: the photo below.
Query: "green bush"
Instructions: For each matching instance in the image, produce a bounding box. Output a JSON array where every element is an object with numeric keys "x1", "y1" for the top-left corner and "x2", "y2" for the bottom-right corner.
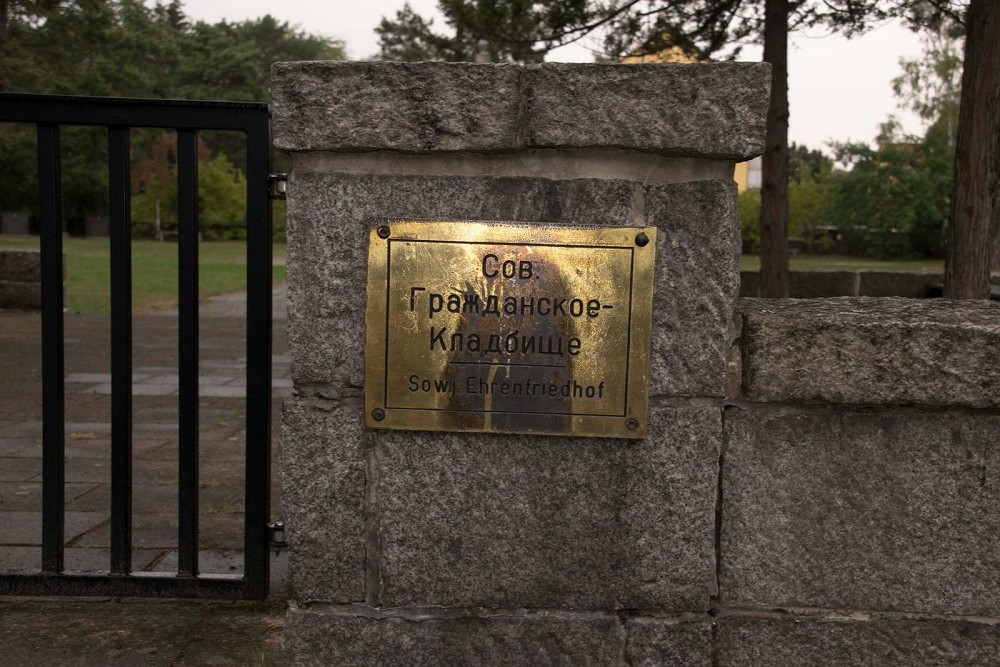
[{"x1": 738, "y1": 188, "x2": 761, "y2": 253}]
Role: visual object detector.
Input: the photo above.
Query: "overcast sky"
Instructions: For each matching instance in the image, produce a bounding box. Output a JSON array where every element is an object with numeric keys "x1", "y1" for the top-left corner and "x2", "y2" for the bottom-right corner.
[{"x1": 182, "y1": 0, "x2": 930, "y2": 152}]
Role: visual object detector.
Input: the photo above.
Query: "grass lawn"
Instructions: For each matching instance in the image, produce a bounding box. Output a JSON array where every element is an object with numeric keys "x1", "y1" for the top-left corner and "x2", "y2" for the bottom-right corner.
[
  {"x1": 0, "y1": 236, "x2": 287, "y2": 314},
  {"x1": 740, "y1": 254, "x2": 944, "y2": 272}
]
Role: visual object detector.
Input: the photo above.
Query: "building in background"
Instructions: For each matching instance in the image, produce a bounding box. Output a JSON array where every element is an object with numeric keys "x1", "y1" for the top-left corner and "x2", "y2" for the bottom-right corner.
[{"x1": 734, "y1": 156, "x2": 763, "y2": 192}]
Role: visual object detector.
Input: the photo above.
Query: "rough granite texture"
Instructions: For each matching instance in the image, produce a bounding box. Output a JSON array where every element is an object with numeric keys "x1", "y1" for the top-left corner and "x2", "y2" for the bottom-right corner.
[
  {"x1": 0, "y1": 280, "x2": 41, "y2": 310},
  {"x1": 285, "y1": 608, "x2": 625, "y2": 666},
  {"x1": 524, "y1": 63, "x2": 769, "y2": 160},
  {"x1": 646, "y1": 180, "x2": 740, "y2": 398},
  {"x1": 373, "y1": 405, "x2": 720, "y2": 610},
  {"x1": 271, "y1": 61, "x2": 770, "y2": 160},
  {"x1": 741, "y1": 297, "x2": 1000, "y2": 408},
  {"x1": 279, "y1": 399, "x2": 369, "y2": 602},
  {"x1": 0, "y1": 250, "x2": 42, "y2": 282},
  {"x1": 271, "y1": 62, "x2": 521, "y2": 155},
  {"x1": 625, "y1": 618, "x2": 712, "y2": 666},
  {"x1": 716, "y1": 615, "x2": 1000, "y2": 666},
  {"x1": 721, "y1": 407, "x2": 1000, "y2": 615},
  {"x1": 286, "y1": 172, "x2": 736, "y2": 398}
]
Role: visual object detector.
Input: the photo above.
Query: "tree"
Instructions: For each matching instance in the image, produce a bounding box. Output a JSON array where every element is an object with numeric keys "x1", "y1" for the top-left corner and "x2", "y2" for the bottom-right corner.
[
  {"x1": 831, "y1": 120, "x2": 952, "y2": 258},
  {"x1": 739, "y1": 142, "x2": 837, "y2": 254},
  {"x1": 377, "y1": 1, "x2": 898, "y2": 297},
  {"x1": 938, "y1": 0, "x2": 999, "y2": 298},
  {"x1": 0, "y1": 1, "x2": 345, "y2": 238},
  {"x1": 376, "y1": 1, "x2": 593, "y2": 63},
  {"x1": 892, "y1": 18, "x2": 963, "y2": 153}
]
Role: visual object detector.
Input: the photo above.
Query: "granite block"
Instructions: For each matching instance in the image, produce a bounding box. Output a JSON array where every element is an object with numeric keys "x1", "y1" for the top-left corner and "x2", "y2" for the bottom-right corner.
[
  {"x1": 625, "y1": 618, "x2": 712, "y2": 666},
  {"x1": 717, "y1": 614, "x2": 1000, "y2": 666},
  {"x1": 373, "y1": 406, "x2": 721, "y2": 610},
  {"x1": 741, "y1": 298, "x2": 1000, "y2": 408},
  {"x1": 279, "y1": 398, "x2": 369, "y2": 602},
  {"x1": 646, "y1": 180, "x2": 741, "y2": 398},
  {"x1": 272, "y1": 62, "x2": 521, "y2": 154},
  {"x1": 285, "y1": 607, "x2": 624, "y2": 666},
  {"x1": 722, "y1": 407, "x2": 1000, "y2": 615},
  {"x1": 524, "y1": 63, "x2": 770, "y2": 160}
]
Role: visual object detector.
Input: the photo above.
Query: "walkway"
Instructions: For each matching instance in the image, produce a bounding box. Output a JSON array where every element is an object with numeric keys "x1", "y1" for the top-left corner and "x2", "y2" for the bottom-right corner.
[{"x1": 0, "y1": 285, "x2": 289, "y2": 588}]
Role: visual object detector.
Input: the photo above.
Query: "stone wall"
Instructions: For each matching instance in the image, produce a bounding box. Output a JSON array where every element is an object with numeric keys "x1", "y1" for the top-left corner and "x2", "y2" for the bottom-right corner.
[
  {"x1": 273, "y1": 62, "x2": 1000, "y2": 664},
  {"x1": 740, "y1": 269, "x2": 946, "y2": 298},
  {"x1": 0, "y1": 249, "x2": 43, "y2": 310},
  {"x1": 724, "y1": 297, "x2": 1000, "y2": 663}
]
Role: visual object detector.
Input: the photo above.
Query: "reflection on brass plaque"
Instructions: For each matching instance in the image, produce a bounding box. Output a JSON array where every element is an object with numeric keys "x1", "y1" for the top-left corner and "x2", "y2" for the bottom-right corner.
[{"x1": 364, "y1": 220, "x2": 656, "y2": 439}]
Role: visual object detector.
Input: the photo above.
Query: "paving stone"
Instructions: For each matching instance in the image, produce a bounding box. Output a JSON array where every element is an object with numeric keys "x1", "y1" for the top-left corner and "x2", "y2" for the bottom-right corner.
[
  {"x1": 66, "y1": 483, "x2": 241, "y2": 514},
  {"x1": 150, "y1": 548, "x2": 243, "y2": 575},
  {"x1": 0, "y1": 481, "x2": 98, "y2": 511},
  {"x1": 74, "y1": 512, "x2": 244, "y2": 550},
  {"x1": 0, "y1": 600, "x2": 203, "y2": 667},
  {"x1": 0, "y1": 438, "x2": 35, "y2": 456},
  {"x1": 0, "y1": 545, "x2": 40, "y2": 570},
  {"x1": 721, "y1": 407, "x2": 1000, "y2": 615},
  {"x1": 63, "y1": 458, "x2": 111, "y2": 483},
  {"x1": 740, "y1": 297, "x2": 1000, "y2": 408},
  {"x1": 375, "y1": 405, "x2": 720, "y2": 609},
  {"x1": 716, "y1": 614, "x2": 1000, "y2": 666},
  {"x1": 63, "y1": 547, "x2": 162, "y2": 573},
  {"x1": 64, "y1": 421, "x2": 112, "y2": 434},
  {"x1": 286, "y1": 607, "x2": 624, "y2": 666},
  {"x1": 6, "y1": 443, "x2": 41, "y2": 458},
  {"x1": 0, "y1": 421, "x2": 42, "y2": 437},
  {"x1": 197, "y1": 385, "x2": 245, "y2": 398},
  {"x1": 0, "y1": 456, "x2": 40, "y2": 481},
  {"x1": 625, "y1": 618, "x2": 712, "y2": 666},
  {"x1": 65, "y1": 372, "x2": 113, "y2": 383},
  {"x1": 0, "y1": 511, "x2": 108, "y2": 545}
]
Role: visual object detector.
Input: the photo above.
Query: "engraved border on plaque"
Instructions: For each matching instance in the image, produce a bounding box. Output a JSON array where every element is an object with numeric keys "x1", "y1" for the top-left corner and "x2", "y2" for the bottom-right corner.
[{"x1": 364, "y1": 220, "x2": 656, "y2": 439}]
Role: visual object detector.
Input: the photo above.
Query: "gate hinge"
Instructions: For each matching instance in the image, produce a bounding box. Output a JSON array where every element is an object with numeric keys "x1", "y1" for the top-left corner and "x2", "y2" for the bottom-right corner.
[
  {"x1": 268, "y1": 173, "x2": 288, "y2": 200},
  {"x1": 268, "y1": 521, "x2": 287, "y2": 548}
]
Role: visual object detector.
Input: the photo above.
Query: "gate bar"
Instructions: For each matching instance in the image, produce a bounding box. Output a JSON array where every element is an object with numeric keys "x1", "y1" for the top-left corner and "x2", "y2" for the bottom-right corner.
[
  {"x1": 38, "y1": 124, "x2": 65, "y2": 574},
  {"x1": 177, "y1": 129, "x2": 200, "y2": 577},
  {"x1": 108, "y1": 126, "x2": 133, "y2": 574},
  {"x1": 243, "y1": 115, "x2": 273, "y2": 598}
]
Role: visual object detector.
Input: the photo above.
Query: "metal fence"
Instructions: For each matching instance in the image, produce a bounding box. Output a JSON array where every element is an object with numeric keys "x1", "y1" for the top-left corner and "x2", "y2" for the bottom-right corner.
[{"x1": 0, "y1": 93, "x2": 273, "y2": 599}]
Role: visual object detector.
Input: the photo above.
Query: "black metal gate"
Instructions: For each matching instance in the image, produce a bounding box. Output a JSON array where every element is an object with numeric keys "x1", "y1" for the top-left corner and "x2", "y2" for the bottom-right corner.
[{"x1": 0, "y1": 93, "x2": 273, "y2": 599}]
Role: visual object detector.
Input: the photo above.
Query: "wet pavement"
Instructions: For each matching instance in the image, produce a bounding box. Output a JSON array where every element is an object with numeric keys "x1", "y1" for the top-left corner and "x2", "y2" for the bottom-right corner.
[{"x1": 1, "y1": 286, "x2": 291, "y2": 622}]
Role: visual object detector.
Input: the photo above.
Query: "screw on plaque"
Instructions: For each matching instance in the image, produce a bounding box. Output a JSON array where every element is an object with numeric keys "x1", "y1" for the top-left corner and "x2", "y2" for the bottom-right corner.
[
  {"x1": 377, "y1": 225, "x2": 391, "y2": 239},
  {"x1": 626, "y1": 418, "x2": 640, "y2": 430},
  {"x1": 371, "y1": 408, "x2": 386, "y2": 422},
  {"x1": 634, "y1": 232, "x2": 649, "y2": 247}
]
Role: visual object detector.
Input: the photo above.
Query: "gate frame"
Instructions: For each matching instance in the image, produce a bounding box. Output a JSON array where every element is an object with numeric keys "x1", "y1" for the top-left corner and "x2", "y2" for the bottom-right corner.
[{"x1": 0, "y1": 92, "x2": 273, "y2": 599}]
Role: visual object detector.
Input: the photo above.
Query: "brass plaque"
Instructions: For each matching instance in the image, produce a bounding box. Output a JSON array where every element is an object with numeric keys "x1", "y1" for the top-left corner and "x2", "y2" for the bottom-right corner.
[{"x1": 364, "y1": 220, "x2": 656, "y2": 439}]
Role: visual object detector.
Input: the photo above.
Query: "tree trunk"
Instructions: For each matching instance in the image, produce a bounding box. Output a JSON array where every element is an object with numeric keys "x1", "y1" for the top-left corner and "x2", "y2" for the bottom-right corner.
[
  {"x1": 943, "y1": 0, "x2": 1000, "y2": 299},
  {"x1": 759, "y1": 0, "x2": 790, "y2": 298}
]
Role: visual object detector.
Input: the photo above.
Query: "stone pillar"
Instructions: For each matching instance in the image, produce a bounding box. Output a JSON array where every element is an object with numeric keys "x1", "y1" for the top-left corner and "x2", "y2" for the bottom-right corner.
[{"x1": 271, "y1": 61, "x2": 769, "y2": 664}]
